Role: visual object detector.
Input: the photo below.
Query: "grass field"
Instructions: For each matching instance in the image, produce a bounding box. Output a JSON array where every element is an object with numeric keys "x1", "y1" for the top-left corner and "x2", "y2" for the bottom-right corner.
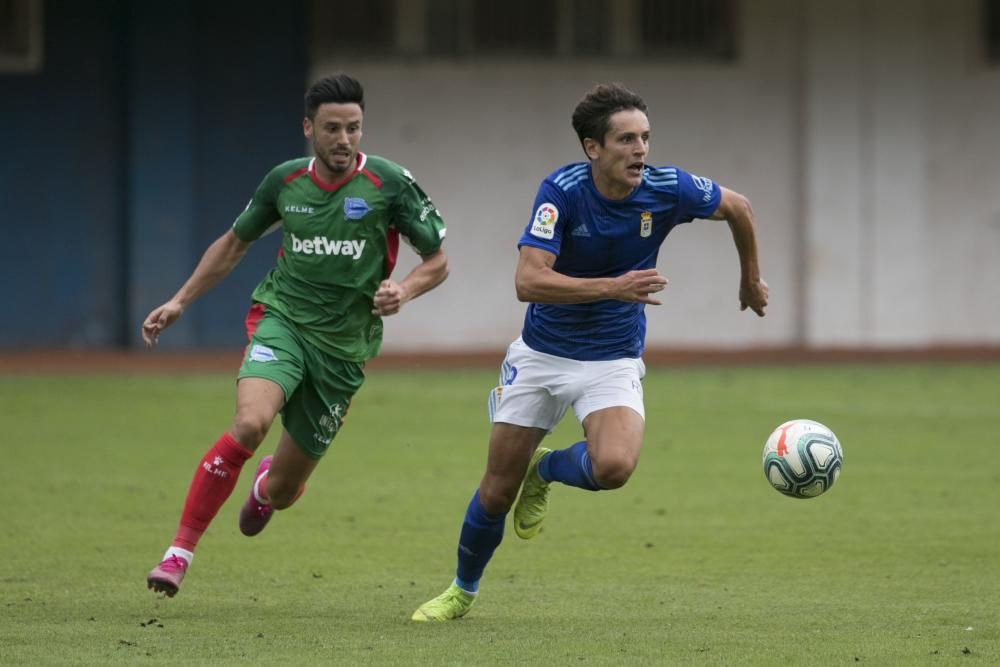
[{"x1": 1, "y1": 363, "x2": 998, "y2": 665}]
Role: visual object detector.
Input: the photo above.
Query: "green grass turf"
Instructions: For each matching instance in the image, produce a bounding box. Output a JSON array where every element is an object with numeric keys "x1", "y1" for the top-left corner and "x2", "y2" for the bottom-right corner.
[{"x1": 1, "y1": 363, "x2": 998, "y2": 665}]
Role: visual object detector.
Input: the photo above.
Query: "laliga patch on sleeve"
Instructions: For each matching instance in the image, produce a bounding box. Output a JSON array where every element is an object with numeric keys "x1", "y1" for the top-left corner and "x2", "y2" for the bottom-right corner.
[{"x1": 530, "y1": 203, "x2": 559, "y2": 240}]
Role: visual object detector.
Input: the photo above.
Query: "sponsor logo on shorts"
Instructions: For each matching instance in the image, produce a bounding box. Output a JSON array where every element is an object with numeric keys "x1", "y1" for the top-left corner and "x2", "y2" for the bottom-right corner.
[
  {"x1": 250, "y1": 344, "x2": 277, "y2": 362},
  {"x1": 530, "y1": 203, "x2": 558, "y2": 240},
  {"x1": 315, "y1": 401, "x2": 350, "y2": 445},
  {"x1": 290, "y1": 233, "x2": 366, "y2": 259}
]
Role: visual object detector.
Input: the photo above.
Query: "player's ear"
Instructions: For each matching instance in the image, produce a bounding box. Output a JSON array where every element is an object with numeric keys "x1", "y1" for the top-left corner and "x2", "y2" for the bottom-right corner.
[
  {"x1": 303, "y1": 116, "x2": 313, "y2": 139},
  {"x1": 583, "y1": 137, "x2": 600, "y2": 161}
]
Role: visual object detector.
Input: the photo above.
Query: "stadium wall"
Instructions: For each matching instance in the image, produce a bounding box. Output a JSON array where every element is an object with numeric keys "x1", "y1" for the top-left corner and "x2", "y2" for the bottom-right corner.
[
  {"x1": 0, "y1": 0, "x2": 305, "y2": 349},
  {"x1": 324, "y1": 0, "x2": 1000, "y2": 353},
  {"x1": 1, "y1": 0, "x2": 997, "y2": 353}
]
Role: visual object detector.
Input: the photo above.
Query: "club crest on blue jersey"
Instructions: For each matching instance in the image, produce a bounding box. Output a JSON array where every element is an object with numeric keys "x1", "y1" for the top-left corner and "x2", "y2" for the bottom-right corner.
[
  {"x1": 531, "y1": 203, "x2": 558, "y2": 239},
  {"x1": 343, "y1": 197, "x2": 371, "y2": 220},
  {"x1": 640, "y1": 211, "x2": 652, "y2": 238}
]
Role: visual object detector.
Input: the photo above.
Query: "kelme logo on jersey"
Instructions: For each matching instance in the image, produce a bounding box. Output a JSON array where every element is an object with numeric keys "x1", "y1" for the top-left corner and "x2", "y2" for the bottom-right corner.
[
  {"x1": 640, "y1": 211, "x2": 652, "y2": 238},
  {"x1": 531, "y1": 203, "x2": 558, "y2": 240},
  {"x1": 290, "y1": 233, "x2": 367, "y2": 259},
  {"x1": 343, "y1": 197, "x2": 371, "y2": 220}
]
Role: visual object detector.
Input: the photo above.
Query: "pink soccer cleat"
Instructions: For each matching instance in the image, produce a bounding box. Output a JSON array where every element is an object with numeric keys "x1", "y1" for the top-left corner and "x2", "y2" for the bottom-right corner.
[
  {"x1": 147, "y1": 555, "x2": 189, "y2": 597},
  {"x1": 239, "y1": 455, "x2": 274, "y2": 536}
]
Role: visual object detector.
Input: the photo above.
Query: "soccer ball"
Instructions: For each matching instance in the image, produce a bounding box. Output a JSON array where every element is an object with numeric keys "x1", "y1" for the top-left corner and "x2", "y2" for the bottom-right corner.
[{"x1": 762, "y1": 419, "x2": 843, "y2": 498}]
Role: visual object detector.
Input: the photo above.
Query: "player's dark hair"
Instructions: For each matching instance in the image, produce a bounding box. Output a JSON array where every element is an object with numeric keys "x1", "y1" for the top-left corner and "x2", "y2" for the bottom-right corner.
[
  {"x1": 305, "y1": 74, "x2": 365, "y2": 118},
  {"x1": 572, "y1": 83, "x2": 647, "y2": 151}
]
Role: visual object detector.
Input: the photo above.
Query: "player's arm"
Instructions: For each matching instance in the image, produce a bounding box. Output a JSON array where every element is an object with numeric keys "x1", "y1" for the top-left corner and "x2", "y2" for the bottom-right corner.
[
  {"x1": 709, "y1": 186, "x2": 768, "y2": 316},
  {"x1": 141, "y1": 229, "x2": 251, "y2": 346},
  {"x1": 372, "y1": 249, "x2": 449, "y2": 317},
  {"x1": 515, "y1": 245, "x2": 667, "y2": 305}
]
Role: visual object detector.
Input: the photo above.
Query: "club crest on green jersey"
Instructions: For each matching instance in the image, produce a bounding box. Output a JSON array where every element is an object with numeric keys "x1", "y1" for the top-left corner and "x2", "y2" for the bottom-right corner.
[{"x1": 343, "y1": 197, "x2": 371, "y2": 220}]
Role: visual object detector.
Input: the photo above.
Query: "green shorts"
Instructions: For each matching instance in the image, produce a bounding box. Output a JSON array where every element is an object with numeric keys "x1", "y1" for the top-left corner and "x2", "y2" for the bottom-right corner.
[{"x1": 238, "y1": 305, "x2": 365, "y2": 459}]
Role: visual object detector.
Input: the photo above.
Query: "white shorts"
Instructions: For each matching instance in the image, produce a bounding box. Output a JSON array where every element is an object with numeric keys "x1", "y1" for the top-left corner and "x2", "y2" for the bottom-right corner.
[{"x1": 488, "y1": 337, "x2": 646, "y2": 432}]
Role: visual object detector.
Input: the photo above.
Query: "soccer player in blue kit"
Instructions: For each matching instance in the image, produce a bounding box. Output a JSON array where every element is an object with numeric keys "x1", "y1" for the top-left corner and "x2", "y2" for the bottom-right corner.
[{"x1": 412, "y1": 83, "x2": 769, "y2": 621}]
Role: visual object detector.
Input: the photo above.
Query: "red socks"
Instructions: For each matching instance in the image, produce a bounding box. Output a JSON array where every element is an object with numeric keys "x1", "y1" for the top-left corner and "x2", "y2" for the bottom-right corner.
[{"x1": 171, "y1": 433, "x2": 254, "y2": 551}]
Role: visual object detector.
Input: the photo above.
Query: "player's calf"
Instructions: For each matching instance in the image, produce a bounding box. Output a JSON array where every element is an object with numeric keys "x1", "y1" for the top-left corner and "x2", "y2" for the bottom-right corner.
[
  {"x1": 239, "y1": 456, "x2": 275, "y2": 536},
  {"x1": 238, "y1": 455, "x2": 306, "y2": 535}
]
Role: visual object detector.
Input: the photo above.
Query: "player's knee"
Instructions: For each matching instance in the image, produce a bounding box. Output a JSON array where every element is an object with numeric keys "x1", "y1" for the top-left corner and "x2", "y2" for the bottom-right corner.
[
  {"x1": 592, "y1": 454, "x2": 638, "y2": 490},
  {"x1": 478, "y1": 483, "x2": 517, "y2": 515},
  {"x1": 230, "y1": 412, "x2": 272, "y2": 449}
]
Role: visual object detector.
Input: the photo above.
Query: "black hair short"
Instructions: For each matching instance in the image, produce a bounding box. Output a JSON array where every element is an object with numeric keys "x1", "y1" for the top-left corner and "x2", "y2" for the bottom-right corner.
[
  {"x1": 571, "y1": 83, "x2": 647, "y2": 148},
  {"x1": 304, "y1": 74, "x2": 365, "y2": 118}
]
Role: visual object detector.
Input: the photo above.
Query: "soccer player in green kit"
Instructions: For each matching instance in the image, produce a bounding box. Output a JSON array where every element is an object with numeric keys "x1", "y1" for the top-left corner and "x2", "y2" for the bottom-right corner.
[{"x1": 144, "y1": 74, "x2": 449, "y2": 597}]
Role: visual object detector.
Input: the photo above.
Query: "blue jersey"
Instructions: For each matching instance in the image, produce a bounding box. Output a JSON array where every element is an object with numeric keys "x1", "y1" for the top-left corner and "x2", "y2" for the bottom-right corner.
[{"x1": 518, "y1": 162, "x2": 722, "y2": 361}]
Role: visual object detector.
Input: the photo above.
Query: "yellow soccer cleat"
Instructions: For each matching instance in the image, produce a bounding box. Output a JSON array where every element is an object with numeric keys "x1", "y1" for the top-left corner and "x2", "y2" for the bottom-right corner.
[
  {"x1": 513, "y1": 446, "x2": 553, "y2": 539},
  {"x1": 411, "y1": 583, "x2": 477, "y2": 622}
]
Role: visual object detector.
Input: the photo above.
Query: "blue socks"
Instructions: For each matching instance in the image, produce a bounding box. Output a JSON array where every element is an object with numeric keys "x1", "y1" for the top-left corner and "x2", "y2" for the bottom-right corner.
[
  {"x1": 454, "y1": 442, "x2": 600, "y2": 593},
  {"x1": 538, "y1": 440, "x2": 601, "y2": 491},
  {"x1": 455, "y1": 490, "x2": 505, "y2": 593}
]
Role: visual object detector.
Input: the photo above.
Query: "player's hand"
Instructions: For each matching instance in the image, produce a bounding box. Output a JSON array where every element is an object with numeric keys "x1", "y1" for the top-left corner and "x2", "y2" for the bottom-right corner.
[
  {"x1": 615, "y1": 269, "x2": 668, "y2": 305},
  {"x1": 141, "y1": 301, "x2": 184, "y2": 347},
  {"x1": 371, "y1": 280, "x2": 410, "y2": 317},
  {"x1": 740, "y1": 278, "x2": 768, "y2": 317}
]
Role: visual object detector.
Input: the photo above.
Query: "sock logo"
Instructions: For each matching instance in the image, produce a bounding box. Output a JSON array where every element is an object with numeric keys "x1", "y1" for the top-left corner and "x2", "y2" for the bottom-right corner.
[
  {"x1": 290, "y1": 233, "x2": 366, "y2": 259},
  {"x1": 202, "y1": 457, "x2": 230, "y2": 478}
]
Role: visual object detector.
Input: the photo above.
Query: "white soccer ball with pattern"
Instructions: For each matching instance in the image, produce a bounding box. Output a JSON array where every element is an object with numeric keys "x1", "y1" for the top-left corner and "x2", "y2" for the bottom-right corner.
[{"x1": 762, "y1": 419, "x2": 843, "y2": 498}]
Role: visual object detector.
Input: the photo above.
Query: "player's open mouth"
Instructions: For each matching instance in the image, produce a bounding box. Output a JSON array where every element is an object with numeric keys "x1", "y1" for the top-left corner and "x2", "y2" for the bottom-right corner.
[{"x1": 626, "y1": 162, "x2": 644, "y2": 175}]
